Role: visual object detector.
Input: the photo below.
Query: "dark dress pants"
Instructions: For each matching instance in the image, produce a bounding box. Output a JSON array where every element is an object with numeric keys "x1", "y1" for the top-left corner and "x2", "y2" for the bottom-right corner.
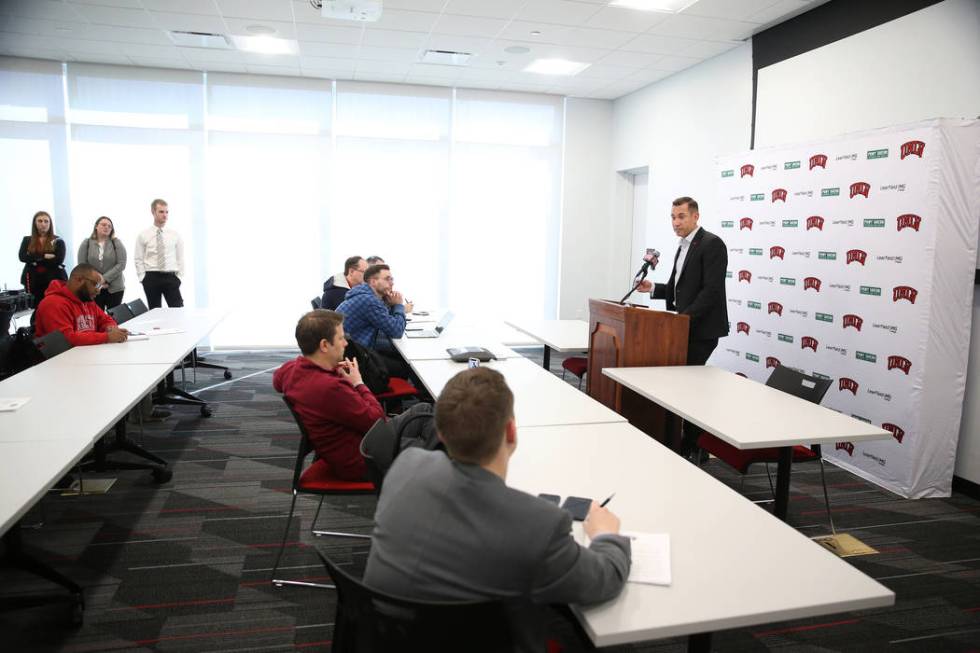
[{"x1": 141, "y1": 271, "x2": 184, "y2": 309}]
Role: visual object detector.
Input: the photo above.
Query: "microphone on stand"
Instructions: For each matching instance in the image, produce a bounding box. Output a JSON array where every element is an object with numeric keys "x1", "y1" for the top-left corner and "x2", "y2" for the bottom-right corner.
[{"x1": 620, "y1": 248, "x2": 660, "y2": 304}]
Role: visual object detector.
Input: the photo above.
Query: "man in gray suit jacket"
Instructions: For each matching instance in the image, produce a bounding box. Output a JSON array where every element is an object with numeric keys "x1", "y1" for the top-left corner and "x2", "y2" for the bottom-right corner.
[{"x1": 364, "y1": 367, "x2": 631, "y2": 648}]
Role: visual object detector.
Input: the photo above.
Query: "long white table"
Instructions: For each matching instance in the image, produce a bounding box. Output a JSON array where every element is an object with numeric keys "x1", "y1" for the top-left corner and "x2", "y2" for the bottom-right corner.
[
  {"x1": 393, "y1": 327, "x2": 522, "y2": 362},
  {"x1": 508, "y1": 422, "x2": 894, "y2": 647},
  {"x1": 408, "y1": 357, "x2": 626, "y2": 428},
  {"x1": 603, "y1": 365, "x2": 892, "y2": 520},
  {"x1": 504, "y1": 318, "x2": 589, "y2": 368}
]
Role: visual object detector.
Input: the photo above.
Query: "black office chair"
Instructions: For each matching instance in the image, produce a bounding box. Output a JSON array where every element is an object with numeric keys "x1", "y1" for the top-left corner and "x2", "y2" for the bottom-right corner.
[
  {"x1": 107, "y1": 304, "x2": 134, "y2": 324},
  {"x1": 33, "y1": 330, "x2": 72, "y2": 360},
  {"x1": 127, "y1": 298, "x2": 148, "y2": 316},
  {"x1": 311, "y1": 296, "x2": 322, "y2": 310},
  {"x1": 359, "y1": 419, "x2": 401, "y2": 491},
  {"x1": 316, "y1": 549, "x2": 521, "y2": 653}
]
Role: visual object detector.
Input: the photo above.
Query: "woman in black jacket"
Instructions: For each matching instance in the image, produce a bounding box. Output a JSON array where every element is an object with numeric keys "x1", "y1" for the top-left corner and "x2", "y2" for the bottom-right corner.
[{"x1": 18, "y1": 210, "x2": 67, "y2": 308}]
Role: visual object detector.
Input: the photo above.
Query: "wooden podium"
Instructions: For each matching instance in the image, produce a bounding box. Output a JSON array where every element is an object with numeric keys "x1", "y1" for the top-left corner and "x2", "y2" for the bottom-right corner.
[{"x1": 587, "y1": 298, "x2": 689, "y2": 445}]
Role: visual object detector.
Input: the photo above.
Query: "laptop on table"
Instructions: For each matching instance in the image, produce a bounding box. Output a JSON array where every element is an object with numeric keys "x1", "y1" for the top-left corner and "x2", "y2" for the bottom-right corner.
[{"x1": 405, "y1": 312, "x2": 454, "y2": 339}]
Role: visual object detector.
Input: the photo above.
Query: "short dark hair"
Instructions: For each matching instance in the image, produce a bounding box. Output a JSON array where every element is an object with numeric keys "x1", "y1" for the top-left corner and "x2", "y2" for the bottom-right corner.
[
  {"x1": 435, "y1": 367, "x2": 514, "y2": 464},
  {"x1": 69, "y1": 263, "x2": 99, "y2": 281},
  {"x1": 366, "y1": 256, "x2": 385, "y2": 265},
  {"x1": 294, "y1": 309, "x2": 344, "y2": 356},
  {"x1": 344, "y1": 255, "x2": 364, "y2": 275},
  {"x1": 672, "y1": 196, "x2": 699, "y2": 213},
  {"x1": 364, "y1": 264, "x2": 390, "y2": 283}
]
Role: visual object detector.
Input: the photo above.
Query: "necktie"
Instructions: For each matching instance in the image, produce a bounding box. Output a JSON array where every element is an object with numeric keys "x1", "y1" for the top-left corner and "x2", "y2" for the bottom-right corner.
[{"x1": 156, "y1": 228, "x2": 165, "y2": 269}]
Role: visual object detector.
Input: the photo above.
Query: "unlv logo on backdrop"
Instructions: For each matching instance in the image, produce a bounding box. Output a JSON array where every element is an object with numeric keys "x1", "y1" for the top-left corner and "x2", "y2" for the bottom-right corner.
[
  {"x1": 893, "y1": 286, "x2": 918, "y2": 303},
  {"x1": 843, "y1": 314, "x2": 863, "y2": 331},
  {"x1": 740, "y1": 164, "x2": 754, "y2": 177},
  {"x1": 901, "y1": 140, "x2": 925, "y2": 159},
  {"x1": 897, "y1": 214, "x2": 922, "y2": 231},
  {"x1": 846, "y1": 249, "x2": 867, "y2": 265},
  {"x1": 803, "y1": 277, "x2": 821, "y2": 291},
  {"x1": 888, "y1": 355, "x2": 912, "y2": 375},
  {"x1": 850, "y1": 182, "x2": 870, "y2": 198},
  {"x1": 736, "y1": 322, "x2": 750, "y2": 335},
  {"x1": 836, "y1": 442, "x2": 855, "y2": 456},
  {"x1": 766, "y1": 356, "x2": 780, "y2": 369},
  {"x1": 839, "y1": 377, "x2": 859, "y2": 395},
  {"x1": 882, "y1": 423, "x2": 905, "y2": 443},
  {"x1": 771, "y1": 188, "x2": 787, "y2": 203},
  {"x1": 809, "y1": 154, "x2": 827, "y2": 170},
  {"x1": 738, "y1": 270, "x2": 752, "y2": 283},
  {"x1": 806, "y1": 215, "x2": 824, "y2": 231},
  {"x1": 770, "y1": 246, "x2": 785, "y2": 259},
  {"x1": 801, "y1": 336, "x2": 818, "y2": 352},
  {"x1": 768, "y1": 302, "x2": 783, "y2": 316},
  {"x1": 740, "y1": 217, "x2": 753, "y2": 230}
]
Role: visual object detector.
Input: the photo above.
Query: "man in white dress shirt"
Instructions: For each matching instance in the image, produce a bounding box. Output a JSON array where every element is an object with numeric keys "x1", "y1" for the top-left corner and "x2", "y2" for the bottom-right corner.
[{"x1": 134, "y1": 198, "x2": 185, "y2": 309}]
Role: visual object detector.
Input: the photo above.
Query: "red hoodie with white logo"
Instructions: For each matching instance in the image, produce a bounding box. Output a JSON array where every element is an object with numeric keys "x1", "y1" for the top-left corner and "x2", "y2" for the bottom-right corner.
[{"x1": 34, "y1": 279, "x2": 117, "y2": 346}]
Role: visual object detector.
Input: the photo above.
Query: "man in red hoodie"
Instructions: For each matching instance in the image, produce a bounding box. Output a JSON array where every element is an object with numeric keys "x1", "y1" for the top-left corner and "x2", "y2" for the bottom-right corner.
[
  {"x1": 273, "y1": 309, "x2": 384, "y2": 481},
  {"x1": 35, "y1": 263, "x2": 129, "y2": 346}
]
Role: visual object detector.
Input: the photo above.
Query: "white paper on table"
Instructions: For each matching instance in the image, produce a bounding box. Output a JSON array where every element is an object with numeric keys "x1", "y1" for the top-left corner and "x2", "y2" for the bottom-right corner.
[
  {"x1": 623, "y1": 531, "x2": 671, "y2": 586},
  {"x1": 0, "y1": 397, "x2": 30, "y2": 411},
  {"x1": 126, "y1": 333, "x2": 150, "y2": 341},
  {"x1": 144, "y1": 327, "x2": 184, "y2": 336}
]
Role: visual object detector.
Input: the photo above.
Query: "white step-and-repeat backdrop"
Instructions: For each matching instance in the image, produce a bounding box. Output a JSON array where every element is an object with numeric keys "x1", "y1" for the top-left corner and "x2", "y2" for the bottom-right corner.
[{"x1": 710, "y1": 119, "x2": 980, "y2": 498}]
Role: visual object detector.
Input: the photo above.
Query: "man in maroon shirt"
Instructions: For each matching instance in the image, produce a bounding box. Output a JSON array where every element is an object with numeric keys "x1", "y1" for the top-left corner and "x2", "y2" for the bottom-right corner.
[{"x1": 273, "y1": 309, "x2": 384, "y2": 481}]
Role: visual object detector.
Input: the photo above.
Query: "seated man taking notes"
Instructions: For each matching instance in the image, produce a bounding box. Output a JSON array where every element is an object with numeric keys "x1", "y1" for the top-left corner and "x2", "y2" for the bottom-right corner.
[
  {"x1": 365, "y1": 367, "x2": 631, "y2": 649},
  {"x1": 34, "y1": 263, "x2": 129, "y2": 346}
]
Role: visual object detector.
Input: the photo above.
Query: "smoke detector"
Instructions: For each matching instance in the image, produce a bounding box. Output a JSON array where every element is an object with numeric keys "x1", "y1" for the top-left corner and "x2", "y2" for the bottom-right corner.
[{"x1": 319, "y1": 0, "x2": 383, "y2": 22}]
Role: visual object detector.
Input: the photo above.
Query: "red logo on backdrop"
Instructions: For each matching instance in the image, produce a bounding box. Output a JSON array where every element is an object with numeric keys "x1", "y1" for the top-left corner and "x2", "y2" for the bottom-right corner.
[
  {"x1": 850, "y1": 182, "x2": 871, "y2": 198},
  {"x1": 738, "y1": 270, "x2": 752, "y2": 283},
  {"x1": 843, "y1": 314, "x2": 863, "y2": 331},
  {"x1": 740, "y1": 164, "x2": 754, "y2": 177},
  {"x1": 806, "y1": 215, "x2": 825, "y2": 231},
  {"x1": 839, "y1": 378, "x2": 859, "y2": 394},
  {"x1": 737, "y1": 321, "x2": 750, "y2": 335},
  {"x1": 901, "y1": 140, "x2": 925, "y2": 159},
  {"x1": 893, "y1": 286, "x2": 918, "y2": 303},
  {"x1": 803, "y1": 277, "x2": 821, "y2": 291},
  {"x1": 897, "y1": 214, "x2": 922, "y2": 231},
  {"x1": 770, "y1": 246, "x2": 785, "y2": 259},
  {"x1": 766, "y1": 356, "x2": 780, "y2": 369},
  {"x1": 801, "y1": 336, "x2": 818, "y2": 352},
  {"x1": 888, "y1": 355, "x2": 912, "y2": 374},
  {"x1": 846, "y1": 249, "x2": 867, "y2": 265},
  {"x1": 836, "y1": 442, "x2": 855, "y2": 456},
  {"x1": 772, "y1": 188, "x2": 787, "y2": 203},
  {"x1": 740, "y1": 217, "x2": 753, "y2": 230},
  {"x1": 882, "y1": 423, "x2": 905, "y2": 443},
  {"x1": 809, "y1": 154, "x2": 827, "y2": 170},
  {"x1": 768, "y1": 302, "x2": 783, "y2": 316}
]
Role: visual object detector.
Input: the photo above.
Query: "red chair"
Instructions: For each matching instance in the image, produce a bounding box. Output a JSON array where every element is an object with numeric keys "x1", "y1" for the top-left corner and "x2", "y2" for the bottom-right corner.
[
  {"x1": 375, "y1": 376, "x2": 420, "y2": 412},
  {"x1": 697, "y1": 365, "x2": 836, "y2": 532},
  {"x1": 271, "y1": 396, "x2": 375, "y2": 589},
  {"x1": 560, "y1": 356, "x2": 588, "y2": 389}
]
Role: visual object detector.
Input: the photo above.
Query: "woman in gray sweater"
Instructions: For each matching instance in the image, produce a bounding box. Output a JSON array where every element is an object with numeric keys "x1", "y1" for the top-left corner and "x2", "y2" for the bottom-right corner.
[{"x1": 77, "y1": 216, "x2": 127, "y2": 309}]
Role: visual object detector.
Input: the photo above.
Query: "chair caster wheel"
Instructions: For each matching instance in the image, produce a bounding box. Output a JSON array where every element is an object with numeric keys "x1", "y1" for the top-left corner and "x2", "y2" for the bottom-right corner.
[
  {"x1": 152, "y1": 468, "x2": 173, "y2": 483},
  {"x1": 223, "y1": 370, "x2": 232, "y2": 379},
  {"x1": 200, "y1": 405, "x2": 212, "y2": 417}
]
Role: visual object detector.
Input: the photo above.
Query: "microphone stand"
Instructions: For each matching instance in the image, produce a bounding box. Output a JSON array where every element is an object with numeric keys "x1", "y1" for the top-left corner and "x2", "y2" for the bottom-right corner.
[{"x1": 619, "y1": 265, "x2": 649, "y2": 305}]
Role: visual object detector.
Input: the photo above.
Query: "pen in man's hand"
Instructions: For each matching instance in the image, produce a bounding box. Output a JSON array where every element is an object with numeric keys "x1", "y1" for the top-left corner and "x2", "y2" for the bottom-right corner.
[{"x1": 599, "y1": 493, "x2": 615, "y2": 508}]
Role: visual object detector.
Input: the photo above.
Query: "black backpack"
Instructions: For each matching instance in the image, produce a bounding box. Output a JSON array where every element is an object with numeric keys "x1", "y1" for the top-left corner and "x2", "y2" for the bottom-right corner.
[
  {"x1": 390, "y1": 402, "x2": 441, "y2": 453},
  {"x1": 344, "y1": 337, "x2": 390, "y2": 394}
]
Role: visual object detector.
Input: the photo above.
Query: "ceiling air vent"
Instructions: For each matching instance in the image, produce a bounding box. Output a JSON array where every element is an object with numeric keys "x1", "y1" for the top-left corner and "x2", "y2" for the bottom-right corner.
[
  {"x1": 169, "y1": 31, "x2": 232, "y2": 49},
  {"x1": 419, "y1": 50, "x2": 472, "y2": 66}
]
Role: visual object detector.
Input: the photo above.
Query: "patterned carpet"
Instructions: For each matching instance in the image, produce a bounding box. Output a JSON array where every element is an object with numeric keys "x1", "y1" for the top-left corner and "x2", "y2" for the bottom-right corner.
[{"x1": 1, "y1": 349, "x2": 978, "y2": 652}]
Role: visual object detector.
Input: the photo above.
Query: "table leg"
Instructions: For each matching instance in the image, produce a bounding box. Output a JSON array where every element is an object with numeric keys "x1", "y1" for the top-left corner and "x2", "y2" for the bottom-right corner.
[
  {"x1": 542, "y1": 345, "x2": 552, "y2": 370},
  {"x1": 0, "y1": 526, "x2": 85, "y2": 624},
  {"x1": 688, "y1": 632, "x2": 712, "y2": 652},
  {"x1": 774, "y1": 445, "x2": 793, "y2": 521}
]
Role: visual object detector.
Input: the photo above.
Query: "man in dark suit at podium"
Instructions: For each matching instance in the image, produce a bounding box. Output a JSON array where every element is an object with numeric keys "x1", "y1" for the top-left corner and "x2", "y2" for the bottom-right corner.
[{"x1": 638, "y1": 196, "x2": 728, "y2": 458}]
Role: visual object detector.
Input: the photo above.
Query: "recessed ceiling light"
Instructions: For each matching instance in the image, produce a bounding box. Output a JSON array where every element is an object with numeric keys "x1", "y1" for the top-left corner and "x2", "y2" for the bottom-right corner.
[
  {"x1": 609, "y1": 0, "x2": 698, "y2": 12},
  {"x1": 233, "y1": 35, "x2": 298, "y2": 55},
  {"x1": 504, "y1": 45, "x2": 530, "y2": 54},
  {"x1": 246, "y1": 25, "x2": 276, "y2": 36},
  {"x1": 524, "y1": 58, "x2": 590, "y2": 76}
]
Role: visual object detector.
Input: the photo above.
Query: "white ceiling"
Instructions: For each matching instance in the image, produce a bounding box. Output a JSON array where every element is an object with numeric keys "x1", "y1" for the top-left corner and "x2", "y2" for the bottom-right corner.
[{"x1": 0, "y1": 0, "x2": 828, "y2": 99}]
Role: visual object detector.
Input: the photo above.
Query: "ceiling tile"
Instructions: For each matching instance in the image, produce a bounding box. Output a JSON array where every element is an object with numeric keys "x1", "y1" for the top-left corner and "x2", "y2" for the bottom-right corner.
[
  {"x1": 432, "y1": 14, "x2": 507, "y2": 38},
  {"x1": 73, "y1": 4, "x2": 157, "y2": 28},
  {"x1": 246, "y1": 63, "x2": 301, "y2": 76},
  {"x1": 584, "y1": 6, "x2": 670, "y2": 33},
  {"x1": 425, "y1": 34, "x2": 494, "y2": 55},
  {"x1": 77, "y1": 24, "x2": 174, "y2": 45},
  {"x1": 197, "y1": 61, "x2": 247, "y2": 73},
  {"x1": 0, "y1": 32, "x2": 67, "y2": 51},
  {"x1": 407, "y1": 63, "x2": 461, "y2": 79},
  {"x1": 576, "y1": 62, "x2": 638, "y2": 80},
  {"x1": 364, "y1": 9, "x2": 441, "y2": 33},
  {"x1": 151, "y1": 12, "x2": 228, "y2": 34},
  {"x1": 3, "y1": 48, "x2": 70, "y2": 62},
  {"x1": 649, "y1": 13, "x2": 756, "y2": 41},
  {"x1": 70, "y1": 52, "x2": 132, "y2": 65},
  {"x1": 495, "y1": 21, "x2": 572, "y2": 45},
  {"x1": 621, "y1": 32, "x2": 700, "y2": 54},
  {"x1": 384, "y1": 0, "x2": 447, "y2": 11},
  {"x1": 350, "y1": 71, "x2": 406, "y2": 83},
  {"x1": 296, "y1": 23, "x2": 363, "y2": 43},
  {"x1": 748, "y1": 0, "x2": 816, "y2": 26},
  {"x1": 298, "y1": 41, "x2": 358, "y2": 58},
  {"x1": 443, "y1": 0, "x2": 525, "y2": 19},
  {"x1": 118, "y1": 43, "x2": 183, "y2": 59},
  {"x1": 60, "y1": 37, "x2": 127, "y2": 55},
  {"x1": 140, "y1": 0, "x2": 220, "y2": 15},
  {"x1": 2, "y1": 0, "x2": 85, "y2": 22},
  {"x1": 180, "y1": 48, "x2": 245, "y2": 64},
  {"x1": 222, "y1": 17, "x2": 297, "y2": 38},
  {"x1": 299, "y1": 55, "x2": 356, "y2": 71},
  {"x1": 523, "y1": 43, "x2": 611, "y2": 63},
  {"x1": 357, "y1": 44, "x2": 421, "y2": 61},
  {"x1": 305, "y1": 68, "x2": 352, "y2": 79},
  {"x1": 216, "y1": 0, "x2": 295, "y2": 22},
  {"x1": 361, "y1": 28, "x2": 429, "y2": 48},
  {"x1": 354, "y1": 60, "x2": 412, "y2": 74},
  {"x1": 684, "y1": 0, "x2": 774, "y2": 21},
  {"x1": 516, "y1": 0, "x2": 602, "y2": 26},
  {"x1": 597, "y1": 49, "x2": 667, "y2": 68},
  {"x1": 240, "y1": 52, "x2": 300, "y2": 65},
  {"x1": 551, "y1": 27, "x2": 637, "y2": 50},
  {"x1": 646, "y1": 53, "x2": 701, "y2": 71},
  {"x1": 126, "y1": 56, "x2": 187, "y2": 68},
  {"x1": 678, "y1": 38, "x2": 739, "y2": 59},
  {"x1": 69, "y1": 0, "x2": 145, "y2": 8},
  {"x1": 626, "y1": 67, "x2": 673, "y2": 84}
]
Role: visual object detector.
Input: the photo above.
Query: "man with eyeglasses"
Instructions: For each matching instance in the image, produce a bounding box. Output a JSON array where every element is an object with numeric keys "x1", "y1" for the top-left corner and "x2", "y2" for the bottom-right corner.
[{"x1": 34, "y1": 263, "x2": 130, "y2": 345}]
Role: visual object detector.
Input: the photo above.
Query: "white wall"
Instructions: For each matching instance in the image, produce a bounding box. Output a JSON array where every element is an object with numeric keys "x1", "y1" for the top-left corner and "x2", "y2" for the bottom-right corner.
[{"x1": 611, "y1": 43, "x2": 754, "y2": 299}]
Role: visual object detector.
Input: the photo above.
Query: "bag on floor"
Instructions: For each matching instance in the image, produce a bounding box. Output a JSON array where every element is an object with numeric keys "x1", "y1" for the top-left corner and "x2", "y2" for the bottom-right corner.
[{"x1": 344, "y1": 338, "x2": 390, "y2": 394}]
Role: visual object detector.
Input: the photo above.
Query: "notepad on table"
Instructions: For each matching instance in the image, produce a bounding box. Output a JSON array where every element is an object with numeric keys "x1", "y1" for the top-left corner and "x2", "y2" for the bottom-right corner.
[
  {"x1": 126, "y1": 333, "x2": 149, "y2": 341},
  {"x1": 623, "y1": 531, "x2": 671, "y2": 586},
  {"x1": 0, "y1": 397, "x2": 31, "y2": 412}
]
